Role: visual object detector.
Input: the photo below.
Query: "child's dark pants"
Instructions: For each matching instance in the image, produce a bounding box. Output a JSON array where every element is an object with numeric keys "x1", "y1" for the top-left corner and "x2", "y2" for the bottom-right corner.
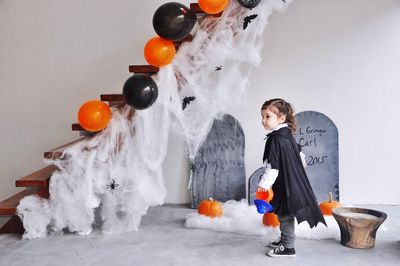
[{"x1": 278, "y1": 215, "x2": 295, "y2": 249}]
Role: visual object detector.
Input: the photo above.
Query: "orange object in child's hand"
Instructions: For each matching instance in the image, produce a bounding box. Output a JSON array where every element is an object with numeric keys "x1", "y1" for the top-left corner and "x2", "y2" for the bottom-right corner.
[{"x1": 256, "y1": 188, "x2": 274, "y2": 202}]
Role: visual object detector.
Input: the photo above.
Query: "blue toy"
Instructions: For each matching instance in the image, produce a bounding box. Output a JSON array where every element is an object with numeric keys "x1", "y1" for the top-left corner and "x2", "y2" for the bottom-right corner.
[{"x1": 254, "y1": 199, "x2": 273, "y2": 214}]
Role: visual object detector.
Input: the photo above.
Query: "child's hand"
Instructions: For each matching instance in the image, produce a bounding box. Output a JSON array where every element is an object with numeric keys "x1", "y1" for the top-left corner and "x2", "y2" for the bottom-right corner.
[{"x1": 257, "y1": 186, "x2": 268, "y2": 192}]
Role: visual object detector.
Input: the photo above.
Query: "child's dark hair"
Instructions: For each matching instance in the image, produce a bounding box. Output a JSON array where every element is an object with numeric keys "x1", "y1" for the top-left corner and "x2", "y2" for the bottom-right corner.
[{"x1": 261, "y1": 98, "x2": 297, "y2": 133}]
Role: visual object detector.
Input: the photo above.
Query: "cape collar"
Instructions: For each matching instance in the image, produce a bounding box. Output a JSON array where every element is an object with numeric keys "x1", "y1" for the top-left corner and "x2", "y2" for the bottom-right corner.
[
  {"x1": 263, "y1": 124, "x2": 292, "y2": 162},
  {"x1": 264, "y1": 123, "x2": 289, "y2": 139}
]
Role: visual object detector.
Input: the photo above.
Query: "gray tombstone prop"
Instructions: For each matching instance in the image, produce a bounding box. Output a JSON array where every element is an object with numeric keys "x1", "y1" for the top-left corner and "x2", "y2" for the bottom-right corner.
[
  {"x1": 248, "y1": 167, "x2": 264, "y2": 205},
  {"x1": 294, "y1": 111, "x2": 339, "y2": 202},
  {"x1": 190, "y1": 114, "x2": 246, "y2": 208}
]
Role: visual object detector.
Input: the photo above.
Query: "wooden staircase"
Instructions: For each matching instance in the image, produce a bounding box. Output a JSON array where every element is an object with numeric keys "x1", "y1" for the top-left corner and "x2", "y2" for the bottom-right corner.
[
  {"x1": 0, "y1": 166, "x2": 55, "y2": 233},
  {"x1": 0, "y1": 3, "x2": 206, "y2": 234}
]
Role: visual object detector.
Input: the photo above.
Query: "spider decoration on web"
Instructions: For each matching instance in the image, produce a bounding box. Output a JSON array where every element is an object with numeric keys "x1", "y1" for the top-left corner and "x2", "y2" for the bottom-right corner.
[
  {"x1": 106, "y1": 179, "x2": 120, "y2": 193},
  {"x1": 182, "y1": 96, "x2": 196, "y2": 110},
  {"x1": 214, "y1": 65, "x2": 223, "y2": 71},
  {"x1": 243, "y1": 14, "x2": 258, "y2": 30}
]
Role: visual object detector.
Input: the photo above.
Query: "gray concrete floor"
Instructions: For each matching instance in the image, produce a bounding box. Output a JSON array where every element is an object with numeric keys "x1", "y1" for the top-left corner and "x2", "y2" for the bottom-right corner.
[{"x1": 0, "y1": 204, "x2": 399, "y2": 266}]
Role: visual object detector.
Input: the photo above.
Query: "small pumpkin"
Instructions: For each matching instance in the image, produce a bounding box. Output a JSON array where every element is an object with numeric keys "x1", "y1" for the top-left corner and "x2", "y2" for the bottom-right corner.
[
  {"x1": 319, "y1": 192, "x2": 342, "y2": 215},
  {"x1": 262, "y1": 212, "x2": 280, "y2": 227},
  {"x1": 198, "y1": 198, "x2": 223, "y2": 218}
]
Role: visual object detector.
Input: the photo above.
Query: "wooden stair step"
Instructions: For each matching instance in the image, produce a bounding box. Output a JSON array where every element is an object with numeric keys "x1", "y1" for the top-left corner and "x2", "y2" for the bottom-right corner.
[
  {"x1": 129, "y1": 65, "x2": 159, "y2": 74},
  {"x1": 15, "y1": 165, "x2": 57, "y2": 187},
  {"x1": 0, "y1": 189, "x2": 39, "y2": 215},
  {"x1": 0, "y1": 215, "x2": 24, "y2": 234},
  {"x1": 101, "y1": 94, "x2": 125, "y2": 102},
  {"x1": 173, "y1": 34, "x2": 194, "y2": 49},
  {"x1": 44, "y1": 137, "x2": 87, "y2": 160},
  {"x1": 71, "y1": 123, "x2": 108, "y2": 132},
  {"x1": 72, "y1": 123, "x2": 84, "y2": 131}
]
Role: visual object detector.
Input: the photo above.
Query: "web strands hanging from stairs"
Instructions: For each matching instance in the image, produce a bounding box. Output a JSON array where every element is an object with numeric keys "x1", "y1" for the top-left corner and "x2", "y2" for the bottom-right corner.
[{"x1": 0, "y1": 3, "x2": 205, "y2": 234}]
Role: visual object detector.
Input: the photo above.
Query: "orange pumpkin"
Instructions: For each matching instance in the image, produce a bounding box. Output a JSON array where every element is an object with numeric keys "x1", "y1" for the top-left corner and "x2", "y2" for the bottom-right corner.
[
  {"x1": 262, "y1": 212, "x2": 280, "y2": 227},
  {"x1": 198, "y1": 198, "x2": 222, "y2": 218},
  {"x1": 319, "y1": 192, "x2": 342, "y2": 215}
]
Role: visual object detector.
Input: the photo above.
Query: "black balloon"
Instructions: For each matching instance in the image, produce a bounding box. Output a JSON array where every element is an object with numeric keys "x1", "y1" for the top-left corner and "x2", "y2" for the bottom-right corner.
[
  {"x1": 153, "y1": 2, "x2": 197, "y2": 42},
  {"x1": 237, "y1": 0, "x2": 261, "y2": 9},
  {"x1": 122, "y1": 74, "x2": 158, "y2": 110}
]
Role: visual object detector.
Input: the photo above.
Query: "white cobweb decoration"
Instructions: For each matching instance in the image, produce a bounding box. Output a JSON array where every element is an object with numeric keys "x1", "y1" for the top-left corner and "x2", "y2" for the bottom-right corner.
[{"x1": 17, "y1": 0, "x2": 291, "y2": 239}]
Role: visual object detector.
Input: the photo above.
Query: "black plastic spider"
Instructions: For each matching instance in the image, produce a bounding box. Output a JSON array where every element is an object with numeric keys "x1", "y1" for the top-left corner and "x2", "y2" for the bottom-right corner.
[
  {"x1": 182, "y1": 96, "x2": 196, "y2": 110},
  {"x1": 106, "y1": 179, "x2": 119, "y2": 193},
  {"x1": 243, "y1": 14, "x2": 258, "y2": 30}
]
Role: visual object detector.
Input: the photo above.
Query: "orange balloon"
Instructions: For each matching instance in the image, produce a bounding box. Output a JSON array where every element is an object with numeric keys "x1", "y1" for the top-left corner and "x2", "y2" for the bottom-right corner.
[
  {"x1": 144, "y1": 36, "x2": 176, "y2": 67},
  {"x1": 198, "y1": 0, "x2": 229, "y2": 15},
  {"x1": 78, "y1": 100, "x2": 112, "y2": 132}
]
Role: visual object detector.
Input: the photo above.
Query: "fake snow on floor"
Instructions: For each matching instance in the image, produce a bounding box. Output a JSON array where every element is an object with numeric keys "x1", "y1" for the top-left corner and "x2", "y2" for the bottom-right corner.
[{"x1": 186, "y1": 200, "x2": 341, "y2": 240}]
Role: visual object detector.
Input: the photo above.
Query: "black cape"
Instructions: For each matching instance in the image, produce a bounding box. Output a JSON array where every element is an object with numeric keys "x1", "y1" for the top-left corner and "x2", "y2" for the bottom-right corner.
[{"x1": 263, "y1": 127, "x2": 326, "y2": 228}]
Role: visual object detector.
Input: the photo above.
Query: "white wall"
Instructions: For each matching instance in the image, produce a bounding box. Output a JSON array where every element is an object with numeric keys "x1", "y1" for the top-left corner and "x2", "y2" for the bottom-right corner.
[
  {"x1": 1, "y1": 0, "x2": 399, "y2": 205},
  {"x1": 237, "y1": 0, "x2": 400, "y2": 205}
]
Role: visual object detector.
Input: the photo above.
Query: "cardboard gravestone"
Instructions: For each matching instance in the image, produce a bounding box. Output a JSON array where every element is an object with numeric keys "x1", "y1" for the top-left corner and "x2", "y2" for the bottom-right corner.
[
  {"x1": 294, "y1": 111, "x2": 339, "y2": 202},
  {"x1": 191, "y1": 114, "x2": 246, "y2": 208},
  {"x1": 248, "y1": 111, "x2": 339, "y2": 204}
]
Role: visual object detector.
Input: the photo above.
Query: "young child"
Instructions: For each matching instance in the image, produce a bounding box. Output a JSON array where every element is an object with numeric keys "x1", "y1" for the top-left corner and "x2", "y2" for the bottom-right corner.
[{"x1": 257, "y1": 98, "x2": 326, "y2": 258}]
